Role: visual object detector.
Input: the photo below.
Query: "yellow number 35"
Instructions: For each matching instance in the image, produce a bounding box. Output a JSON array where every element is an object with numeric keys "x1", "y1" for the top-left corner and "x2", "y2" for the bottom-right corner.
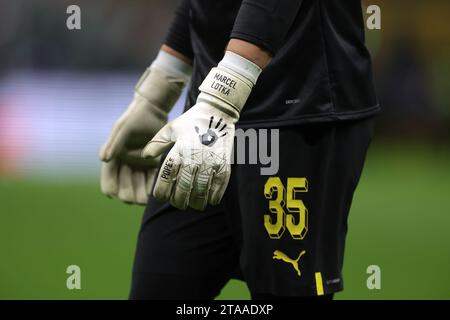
[{"x1": 264, "y1": 177, "x2": 308, "y2": 240}]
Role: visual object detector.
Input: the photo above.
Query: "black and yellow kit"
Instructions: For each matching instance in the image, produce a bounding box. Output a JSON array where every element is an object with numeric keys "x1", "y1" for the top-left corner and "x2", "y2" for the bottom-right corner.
[{"x1": 130, "y1": 0, "x2": 378, "y2": 299}]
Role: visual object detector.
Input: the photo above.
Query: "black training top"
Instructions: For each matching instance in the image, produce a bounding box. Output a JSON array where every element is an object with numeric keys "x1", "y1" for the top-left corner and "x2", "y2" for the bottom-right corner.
[{"x1": 165, "y1": 0, "x2": 379, "y2": 128}]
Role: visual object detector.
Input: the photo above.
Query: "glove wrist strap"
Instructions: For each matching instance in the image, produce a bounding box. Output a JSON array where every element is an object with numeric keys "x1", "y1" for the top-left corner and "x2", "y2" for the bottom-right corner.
[
  {"x1": 134, "y1": 50, "x2": 193, "y2": 114},
  {"x1": 199, "y1": 51, "x2": 262, "y2": 114},
  {"x1": 152, "y1": 50, "x2": 193, "y2": 80}
]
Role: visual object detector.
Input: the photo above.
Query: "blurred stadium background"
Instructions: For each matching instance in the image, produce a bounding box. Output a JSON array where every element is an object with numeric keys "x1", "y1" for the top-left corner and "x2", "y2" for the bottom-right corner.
[{"x1": 0, "y1": 0, "x2": 449, "y2": 299}]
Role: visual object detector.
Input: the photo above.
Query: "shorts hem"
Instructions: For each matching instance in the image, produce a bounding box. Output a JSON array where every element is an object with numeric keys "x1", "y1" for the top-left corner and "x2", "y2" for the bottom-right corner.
[{"x1": 248, "y1": 284, "x2": 344, "y2": 298}]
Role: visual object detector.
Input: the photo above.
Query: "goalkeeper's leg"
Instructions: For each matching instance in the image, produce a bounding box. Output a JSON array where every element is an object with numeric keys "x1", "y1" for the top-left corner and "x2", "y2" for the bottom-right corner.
[{"x1": 129, "y1": 194, "x2": 240, "y2": 300}]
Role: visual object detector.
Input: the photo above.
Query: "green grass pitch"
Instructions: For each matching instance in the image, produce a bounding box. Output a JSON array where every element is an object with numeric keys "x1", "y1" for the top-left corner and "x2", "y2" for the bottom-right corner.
[{"x1": 1, "y1": 143, "x2": 449, "y2": 299}]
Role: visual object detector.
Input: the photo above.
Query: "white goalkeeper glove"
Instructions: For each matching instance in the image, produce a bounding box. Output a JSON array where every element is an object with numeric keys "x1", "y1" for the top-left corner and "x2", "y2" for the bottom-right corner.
[
  {"x1": 99, "y1": 50, "x2": 192, "y2": 205},
  {"x1": 142, "y1": 51, "x2": 261, "y2": 210}
]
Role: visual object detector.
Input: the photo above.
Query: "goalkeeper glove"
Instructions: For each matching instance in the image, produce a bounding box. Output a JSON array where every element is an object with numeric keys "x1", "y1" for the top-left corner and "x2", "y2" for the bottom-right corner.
[
  {"x1": 99, "y1": 50, "x2": 192, "y2": 205},
  {"x1": 142, "y1": 51, "x2": 261, "y2": 210}
]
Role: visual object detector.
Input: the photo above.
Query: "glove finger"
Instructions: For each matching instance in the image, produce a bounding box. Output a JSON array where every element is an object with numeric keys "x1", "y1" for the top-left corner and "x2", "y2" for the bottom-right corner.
[
  {"x1": 208, "y1": 165, "x2": 231, "y2": 206},
  {"x1": 101, "y1": 121, "x2": 128, "y2": 162},
  {"x1": 146, "y1": 167, "x2": 159, "y2": 195},
  {"x1": 100, "y1": 160, "x2": 120, "y2": 198},
  {"x1": 153, "y1": 149, "x2": 180, "y2": 203},
  {"x1": 142, "y1": 123, "x2": 175, "y2": 158},
  {"x1": 123, "y1": 149, "x2": 161, "y2": 168},
  {"x1": 188, "y1": 167, "x2": 214, "y2": 211},
  {"x1": 117, "y1": 164, "x2": 135, "y2": 204},
  {"x1": 99, "y1": 143, "x2": 108, "y2": 162},
  {"x1": 132, "y1": 170, "x2": 148, "y2": 205},
  {"x1": 170, "y1": 164, "x2": 198, "y2": 210}
]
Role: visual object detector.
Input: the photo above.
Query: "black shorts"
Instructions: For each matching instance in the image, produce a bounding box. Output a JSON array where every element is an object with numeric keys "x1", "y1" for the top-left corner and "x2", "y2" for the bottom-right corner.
[{"x1": 130, "y1": 117, "x2": 375, "y2": 299}]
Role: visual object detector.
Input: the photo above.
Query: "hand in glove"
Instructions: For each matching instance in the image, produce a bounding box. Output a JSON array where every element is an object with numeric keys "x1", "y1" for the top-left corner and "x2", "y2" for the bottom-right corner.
[
  {"x1": 143, "y1": 51, "x2": 261, "y2": 210},
  {"x1": 99, "y1": 51, "x2": 191, "y2": 205}
]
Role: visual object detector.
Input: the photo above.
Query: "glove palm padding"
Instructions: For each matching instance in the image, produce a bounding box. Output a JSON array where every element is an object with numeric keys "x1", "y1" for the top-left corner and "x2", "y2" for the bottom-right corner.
[{"x1": 142, "y1": 101, "x2": 237, "y2": 210}]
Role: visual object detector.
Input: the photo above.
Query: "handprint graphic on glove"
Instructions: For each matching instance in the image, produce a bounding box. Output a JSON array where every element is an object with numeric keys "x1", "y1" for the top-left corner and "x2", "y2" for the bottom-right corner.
[{"x1": 195, "y1": 116, "x2": 228, "y2": 147}]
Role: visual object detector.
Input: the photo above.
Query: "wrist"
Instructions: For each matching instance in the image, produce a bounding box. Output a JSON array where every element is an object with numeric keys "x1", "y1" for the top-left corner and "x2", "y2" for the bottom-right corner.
[
  {"x1": 152, "y1": 50, "x2": 193, "y2": 80},
  {"x1": 198, "y1": 51, "x2": 262, "y2": 115},
  {"x1": 219, "y1": 51, "x2": 262, "y2": 84},
  {"x1": 134, "y1": 50, "x2": 192, "y2": 114}
]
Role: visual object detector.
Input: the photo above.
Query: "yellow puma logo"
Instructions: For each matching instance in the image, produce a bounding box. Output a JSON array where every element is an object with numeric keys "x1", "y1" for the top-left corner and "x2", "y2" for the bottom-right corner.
[{"x1": 273, "y1": 250, "x2": 306, "y2": 277}]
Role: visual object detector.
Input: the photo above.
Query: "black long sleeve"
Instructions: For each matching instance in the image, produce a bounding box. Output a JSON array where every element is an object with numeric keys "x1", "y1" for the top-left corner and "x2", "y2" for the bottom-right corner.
[
  {"x1": 165, "y1": 0, "x2": 304, "y2": 58},
  {"x1": 231, "y1": 0, "x2": 304, "y2": 55},
  {"x1": 164, "y1": 0, "x2": 194, "y2": 60},
  {"x1": 165, "y1": 0, "x2": 379, "y2": 127}
]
